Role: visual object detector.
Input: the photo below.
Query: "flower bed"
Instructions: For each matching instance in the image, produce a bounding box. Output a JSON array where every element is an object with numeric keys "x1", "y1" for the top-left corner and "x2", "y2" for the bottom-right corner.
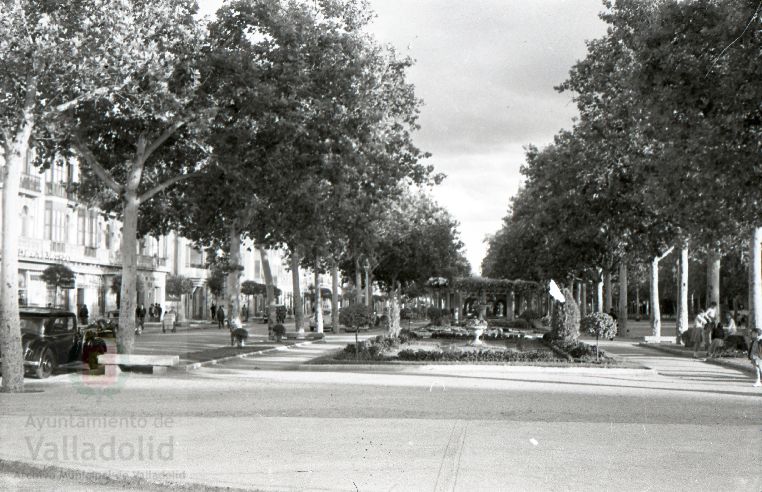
[{"x1": 324, "y1": 333, "x2": 622, "y2": 366}]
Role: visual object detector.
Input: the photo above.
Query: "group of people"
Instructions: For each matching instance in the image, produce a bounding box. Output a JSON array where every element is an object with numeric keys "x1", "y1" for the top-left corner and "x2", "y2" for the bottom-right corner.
[
  {"x1": 210, "y1": 303, "x2": 226, "y2": 329},
  {"x1": 690, "y1": 301, "x2": 762, "y2": 387},
  {"x1": 148, "y1": 303, "x2": 163, "y2": 321}
]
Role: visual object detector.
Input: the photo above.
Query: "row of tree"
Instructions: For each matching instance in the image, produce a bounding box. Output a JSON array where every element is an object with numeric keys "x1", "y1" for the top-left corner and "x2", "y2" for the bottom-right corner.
[
  {"x1": 483, "y1": 0, "x2": 762, "y2": 337},
  {"x1": 0, "y1": 0, "x2": 468, "y2": 392}
]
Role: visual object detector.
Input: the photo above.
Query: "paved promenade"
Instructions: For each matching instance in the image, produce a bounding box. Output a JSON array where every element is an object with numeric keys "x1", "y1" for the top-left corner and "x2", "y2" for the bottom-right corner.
[{"x1": 2, "y1": 329, "x2": 761, "y2": 491}]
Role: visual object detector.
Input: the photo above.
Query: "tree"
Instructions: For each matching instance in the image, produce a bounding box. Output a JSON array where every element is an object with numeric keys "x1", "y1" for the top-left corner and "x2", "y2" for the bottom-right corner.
[
  {"x1": 165, "y1": 274, "x2": 193, "y2": 320},
  {"x1": 372, "y1": 191, "x2": 469, "y2": 336},
  {"x1": 46, "y1": 0, "x2": 211, "y2": 356},
  {"x1": 0, "y1": 0, "x2": 129, "y2": 392},
  {"x1": 40, "y1": 264, "x2": 75, "y2": 307}
]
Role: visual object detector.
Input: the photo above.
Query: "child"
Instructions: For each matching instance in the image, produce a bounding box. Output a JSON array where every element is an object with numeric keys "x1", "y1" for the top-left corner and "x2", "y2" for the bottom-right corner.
[{"x1": 748, "y1": 327, "x2": 762, "y2": 388}]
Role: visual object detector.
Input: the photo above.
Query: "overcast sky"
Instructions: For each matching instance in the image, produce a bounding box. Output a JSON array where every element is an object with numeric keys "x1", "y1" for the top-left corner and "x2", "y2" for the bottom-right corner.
[{"x1": 197, "y1": 0, "x2": 609, "y2": 274}]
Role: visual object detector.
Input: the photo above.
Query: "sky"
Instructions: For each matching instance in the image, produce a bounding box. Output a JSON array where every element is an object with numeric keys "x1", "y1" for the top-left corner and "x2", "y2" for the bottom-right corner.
[{"x1": 197, "y1": 0, "x2": 609, "y2": 274}]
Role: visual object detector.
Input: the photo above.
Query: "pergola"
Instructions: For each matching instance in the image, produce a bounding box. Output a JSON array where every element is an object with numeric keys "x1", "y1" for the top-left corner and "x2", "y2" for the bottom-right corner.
[{"x1": 450, "y1": 277, "x2": 546, "y2": 320}]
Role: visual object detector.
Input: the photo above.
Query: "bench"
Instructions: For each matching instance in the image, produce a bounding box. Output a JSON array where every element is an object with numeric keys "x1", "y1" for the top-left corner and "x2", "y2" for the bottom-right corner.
[{"x1": 97, "y1": 354, "x2": 180, "y2": 375}]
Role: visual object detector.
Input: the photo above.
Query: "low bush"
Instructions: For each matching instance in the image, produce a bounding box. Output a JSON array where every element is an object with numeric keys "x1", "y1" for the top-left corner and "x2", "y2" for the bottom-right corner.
[
  {"x1": 397, "y1": 348, "x2": 559, "y2": 362},
  {"x1": 519, "y1": 309, "x2": 543, "y2": 322},
  {"x1": 487, "y1": 319, "x2": 531, "y2": 330},
  {"x1": 273, "y1": 324, "x2": 286, "y2": 336},
  {"x1": 336, "y1": 335, "x2": 400, "y2": 361}
]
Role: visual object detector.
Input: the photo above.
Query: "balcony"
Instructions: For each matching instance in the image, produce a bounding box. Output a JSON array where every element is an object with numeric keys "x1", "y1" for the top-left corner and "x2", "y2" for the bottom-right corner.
[
  {"x1": 45, "y1": 181, "x2": 74, "y2": 200},
  {"x1": 51, "y1": 242, "x2": 66, "y2": 253},
  {"x1": 84, "y1": 246, "x2": 97, "y2": 257},
  {"x1": 20, "y1": 174, "x2": 41, "y2": 193}
]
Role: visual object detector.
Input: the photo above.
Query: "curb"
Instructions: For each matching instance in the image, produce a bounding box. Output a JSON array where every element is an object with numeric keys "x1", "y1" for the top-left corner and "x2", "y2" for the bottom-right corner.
[
  {"x1": 639, "y1": 342, "x2": 756, "y2": 375},
  {"x1": 298, "y1": 363, "x2": 657, "y2": 376},
  {"x1": 0, "y1": 458, "x2": 258, "y2": 492},
  {"x1": 180, "y1": 340, "x2": 316, "y2": 371}
]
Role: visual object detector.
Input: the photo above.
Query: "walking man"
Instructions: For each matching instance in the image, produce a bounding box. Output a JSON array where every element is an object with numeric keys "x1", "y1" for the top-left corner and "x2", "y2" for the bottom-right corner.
[{"x1": 216, "y1": 305, "x2": 226, "y2": 330}]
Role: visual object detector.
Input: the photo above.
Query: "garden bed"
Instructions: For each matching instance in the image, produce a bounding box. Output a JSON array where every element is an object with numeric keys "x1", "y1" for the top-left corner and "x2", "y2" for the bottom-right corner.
[{"x1": 311, "y1": 334, "x2": 626, "y2": 367}]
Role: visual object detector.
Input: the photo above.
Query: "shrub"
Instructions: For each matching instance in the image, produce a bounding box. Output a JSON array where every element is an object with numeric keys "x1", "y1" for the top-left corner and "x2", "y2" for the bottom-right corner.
[
  {"x1": 581, "y1": 313, "x2": 617, "y2": 360},
  {"x1": 339, "y1": 304, "x2": 370, "y2": 330},
  {"x1": 487, "y1": 319, "x2": 530, "y2": 330},
  {"x1": 519, "y1": 309, "x2": 542, "y2": 322},
  {"x1": 273, "y1": 324, "x2": 286, "y2": 336},
  {"x1": 337, "y1": 335, "x2": 399, "y2": 361},
  {"x1": 396, "y1": 348, "x2": 559, "y2": 363},
  {"x1": 551, "y1": 288, "x2": 580, "y2": 343}
]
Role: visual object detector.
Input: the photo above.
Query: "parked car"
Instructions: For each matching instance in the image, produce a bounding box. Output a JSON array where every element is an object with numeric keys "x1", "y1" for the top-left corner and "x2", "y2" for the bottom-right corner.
[
  {"x1": 90, "y1": 310, "x2": 120, "y2": 337},
  {"x1": 0, "y1": 307, "x2": 107, "y2": 379}
]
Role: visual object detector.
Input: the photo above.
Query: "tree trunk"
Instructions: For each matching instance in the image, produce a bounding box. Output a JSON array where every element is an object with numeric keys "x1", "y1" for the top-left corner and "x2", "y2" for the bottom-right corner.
[
  {"x1": 596, "y1": 268, "x2": 604, "y2": 313},
  {"x1": 258, "y1": 247, "x2": 276, "y2": 338},
  {"x1": 355, "y1": 258, "x2": 362, "y2": 304},
  {"x1": 291, "y1": 251, "x2": 304, "y2": 336},
  {"x1": 618, "y1": 262, "x2": 628, "y2": 337},
  {"x1": 226, "y1": 225, "x2": 242, "y2": 329},
  {"x1": 650, "y1": 255, "x2": 662, "y2": 337},
  {"x1": 604, "y1": 269, "x2": 613, "y2": 313},
  {"x1": 117, "y1": 192, "x2": 139, "y2": 354},
  {"x1": 575, "y1": 281, "x2": 582, "y2": 307},
  {"x1": 365, "y1": 268, "x2": 372, "y2": 316},
  {"x1": 707, "y1": 249, "x2": 721, "y2": 318},
  {"x1": 676, "y1": 245, "x2": 689, "y2": 341},
  {"x1": 331, "y1": 264, "x2": 339, "y2": 333},
  {"x1": 580, "y1": 283, "x2": 587, "y2": 317},
  {"x1": 0, "y1": 140, "x2": 28, "y2": 392},
  {"x1": 314, "y1": 260, "x2": 323, "y2": 334},
  {"x1": 388, "y1": 283, "x2": 401, "y2": 337},
  {"x1": 750, "y1": 227, "x2": 762, "y2": 332}
]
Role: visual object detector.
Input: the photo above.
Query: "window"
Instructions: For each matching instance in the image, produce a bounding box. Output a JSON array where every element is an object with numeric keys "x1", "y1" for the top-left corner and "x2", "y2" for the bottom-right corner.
[
  {"x1": 88, "y1": 211, "x2": 98, "y2": 247},
  {"x1": 77, "y1": 209, "x2": 86, "y2": 245},
  {"x1": 44, "y1": 201, "x2": 66, "y2": 242},
  {"x1": 21, "y1": 206, "x2": 29, "y2": 237},
  {"x1": 254, "y1": 259, "x2": 261, "y2": 279},
  {"x1": 105, "y1": 223, "x2": 111, "y2": 249}
]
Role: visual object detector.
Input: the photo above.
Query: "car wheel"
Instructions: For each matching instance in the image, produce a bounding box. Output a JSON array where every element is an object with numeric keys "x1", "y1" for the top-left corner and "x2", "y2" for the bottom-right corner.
[{"x1": 35, "y1": 349, "x2": 55, "y2": 379}]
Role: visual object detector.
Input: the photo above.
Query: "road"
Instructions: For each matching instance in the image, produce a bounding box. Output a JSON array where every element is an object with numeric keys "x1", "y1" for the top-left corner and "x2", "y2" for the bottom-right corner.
[{"x1": 1, "y1": 337, "x2": 761, "y2": 491}]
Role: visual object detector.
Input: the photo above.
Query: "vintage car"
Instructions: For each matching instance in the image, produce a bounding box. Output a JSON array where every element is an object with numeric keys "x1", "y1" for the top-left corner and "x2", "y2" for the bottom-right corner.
[
  {"x1": 0, "y1": 307, "x2": 108, "y2": 379},
  {"x1": 90, "y1": 310, "x2": 120, "y2": 337}
]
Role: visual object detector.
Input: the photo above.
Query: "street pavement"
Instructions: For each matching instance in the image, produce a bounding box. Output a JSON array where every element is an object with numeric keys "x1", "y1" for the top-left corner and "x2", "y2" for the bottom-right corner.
[{"x1": 1, "y1": 323, "x2": 761, "y2": 491}]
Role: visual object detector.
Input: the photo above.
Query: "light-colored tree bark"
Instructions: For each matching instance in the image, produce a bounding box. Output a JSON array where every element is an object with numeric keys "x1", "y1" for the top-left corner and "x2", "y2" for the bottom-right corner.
[
  {"x1": 387, "y1": 282, "x2": 402, "y2": 337},
  {"x1": 0, "y1": 111, "x2": 33, "y2": 392},
  {"x1": 618, "y1": 262, "x2": 628, "y2": 337},
  {"x1": 650, "y1": 246, "x2": 674, "y2": 337},
  {"x1": 226, "y1": 224, "x2": 242, "y2": 329},
  {"x1": 291, "y1": 251, "x2": 304, "y2": 336},
  {"x1": 331, "y1": 264, "x2": 339, "y2": 333},
  {"x1": 750, "y1": 227, "x2": 762, "y2": 332},
  {"x1": 676, "y1": 245, "x2": 689, "y2": 341},
  {"x1": 706, "y1": 249, "x2": 721, "y2": 318},
  {"x1": 314, "y1": 260, "x2": 323, "y2": 334},
  {"x1": 604, "y1": 269, "x2": 613, "y2": 313},
  {"x1": 258, "y1": 246, "x2": 276, "y2": 337}
]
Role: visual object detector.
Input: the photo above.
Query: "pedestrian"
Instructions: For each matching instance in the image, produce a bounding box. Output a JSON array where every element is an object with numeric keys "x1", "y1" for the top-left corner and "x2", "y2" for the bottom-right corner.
[
  {"x1": 216, "y1": 305, "x2": 225, "y2": 330},
  {"x1": 707, "y1": 320, "x2": 726, "y2": 358},
  {"x1": 242, "y1": 304, "x2": 249, "y2": 322},
  {"x1": 210, "y1": 303, "x2": 216, "y2": 323},
  {"x1": 136, "y1": 304, "x2": 146, "y2": 333},
  {"x1": 156, "y1": 303, "x2": 163, "y2": 320},
  {"x1": 162, "y1": 307, "x2": 177, "y2": 333},
  {"x1": 692, "y1": 302, "x2": 718, "y2": 357},
  {"x1": 79, "y1": 304, "x2": 89, "y2": 326},
  {"x1": 747, "y1": 327, "x2": 762, "y2": 387}
]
